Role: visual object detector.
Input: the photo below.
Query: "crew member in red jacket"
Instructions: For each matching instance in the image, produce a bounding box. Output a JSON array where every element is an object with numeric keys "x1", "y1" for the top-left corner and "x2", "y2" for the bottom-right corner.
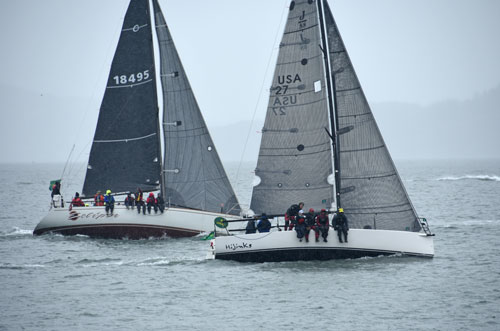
[{"x1": 71, "y1": 192, "x2": 85, "y2": 207}]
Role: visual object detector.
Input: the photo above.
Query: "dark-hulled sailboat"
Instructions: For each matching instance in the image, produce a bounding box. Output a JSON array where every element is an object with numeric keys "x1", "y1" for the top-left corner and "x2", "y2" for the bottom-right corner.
[
  {"x1": 211, "y1": 0, "x2": 434, "y2": 262},
  {"x1": 34, "y1": 0, "x2": 241, "y2": 239}
]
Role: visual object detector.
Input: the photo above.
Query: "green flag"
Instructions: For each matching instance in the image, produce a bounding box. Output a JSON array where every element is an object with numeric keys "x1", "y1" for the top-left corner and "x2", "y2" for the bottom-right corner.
[
  {"x1": 201, "y1": 231, "x2": 215, "y2": 240},
  {"x1": 49, "y1": 179, "x2": 61, "y2": 191},
  {"x1": 214, "y1": 217, "x2": 228, "y2": 229}
]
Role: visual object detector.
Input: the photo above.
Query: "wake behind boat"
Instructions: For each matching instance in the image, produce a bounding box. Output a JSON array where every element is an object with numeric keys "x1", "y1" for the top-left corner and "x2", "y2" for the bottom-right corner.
[
  {"x1": 34, "y1": 0, "x2": 241, "y2": 239},
  {"x1": 210, "y1": 0, "x2": 434, "y2": 262}
]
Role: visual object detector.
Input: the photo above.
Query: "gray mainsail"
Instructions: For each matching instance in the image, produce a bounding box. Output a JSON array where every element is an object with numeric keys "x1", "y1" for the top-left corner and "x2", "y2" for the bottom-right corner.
[
  {"x1": 250, "y1": 0, "x2": 335, "y2": 215},
  {"x1": 152, "y1": 0, "x2": 240, "y2": 215},
  {"x1": 323, "y1": 1, "x2": 420, "y2": 231},
  {"x1": 83, "y1": 0, "x2": 161, "y2": 197},
  {"x1": 251, "y1": 0, "x2": 420, "y2": 232}
]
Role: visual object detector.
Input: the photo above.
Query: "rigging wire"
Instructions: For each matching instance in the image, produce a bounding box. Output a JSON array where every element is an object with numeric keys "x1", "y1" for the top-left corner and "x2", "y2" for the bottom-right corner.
[{"x1": 233, "y1": 0, "x2": 290, "y2": 200}]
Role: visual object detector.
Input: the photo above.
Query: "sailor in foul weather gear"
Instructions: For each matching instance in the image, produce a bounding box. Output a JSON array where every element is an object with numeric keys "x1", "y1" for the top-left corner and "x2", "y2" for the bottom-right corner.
[
  {"x1": 94, "y1": 191, "x2": 104, "y2": 206},
  {"x1": 257, "y1": 213, "x2": 271, "y2": 233},
  {"x1": 245, "y1": 219, "x2": 257, "y2": 234},
  {"x1": 315, "y1": 208, "x2": 330, "y2": 242},
  {"x1": 332, "y1": 208, "x2": 349, "y2": 243},
  {"x1": 71, "y1": 192, "x2": 85, "y2": 207},
  {"x1": 135, "y1": 188, "x2": 145, "y2": 214},
  {"x1": 285, "y1": 202, "x2": 304, "y2": 231},
  {"x1": 104, "y1": 189, "x2": 115, "y2": 215},
  {"x1": 295, "y1": 210, "x2": 306, "y2": 242},
  {"x1": 304, "y1": 208, "x2": 319, "y2": 242},
  {"x1": 124, "y1": 192, "x2": 134, "y2": 209},
  {"x1": 146, "y1": 192, "x2": 157, "y2": 214},
  {"x1": 156, "y1": 193, "x2": 165, "y2": 214}
]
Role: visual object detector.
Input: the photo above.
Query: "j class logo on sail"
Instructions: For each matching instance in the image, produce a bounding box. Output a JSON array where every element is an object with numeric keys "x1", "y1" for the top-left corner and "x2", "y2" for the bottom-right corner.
[{"x1": 112, "y1": 70, "x2": 150, "y2": 85}]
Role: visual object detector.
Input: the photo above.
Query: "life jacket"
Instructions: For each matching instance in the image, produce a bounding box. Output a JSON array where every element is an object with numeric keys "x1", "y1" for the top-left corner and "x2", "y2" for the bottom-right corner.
[
  {"x1": 94, "y1": 194, "x2": 104, "y2": 206},
  {"x1": 297, "y1": 216, "x2": 305, "y2": 225},
  {"x1": 146, "y1": 194, "x2": 156, "y2": 204},
  {"x1": 104, "y1": 195, "x2": 115, "y2": 205},
  {"x1": 72, "y1": 197, "x2": 84, "y2": 207},
  {"x1": 136, "y1": 192, "x2": 143, "y2": 202},
  {"x1": 317, "y1": 213, "x2": 329, "y2": 226}
]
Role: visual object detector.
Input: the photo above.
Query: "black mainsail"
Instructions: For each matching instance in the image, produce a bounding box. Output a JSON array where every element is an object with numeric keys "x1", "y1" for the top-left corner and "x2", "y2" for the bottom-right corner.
[
  {"x1": 251, "y1": 0, "x2": 420, "y2": 232},
  {"x1": 83, "y1": 0, "x2": 161, "y2": 197},
  {"x1": 152, "y1": 0, "x2": 240, "y2": 215}
]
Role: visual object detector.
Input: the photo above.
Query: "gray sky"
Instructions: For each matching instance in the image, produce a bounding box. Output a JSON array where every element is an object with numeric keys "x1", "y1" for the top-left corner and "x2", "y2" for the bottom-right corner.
[{"x1": 1, "y1": 0, "x2": 500, "y2": 163}]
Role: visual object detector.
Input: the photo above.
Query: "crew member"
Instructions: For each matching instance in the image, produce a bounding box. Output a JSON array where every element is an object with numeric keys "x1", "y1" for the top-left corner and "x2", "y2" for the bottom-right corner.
[
  {"x1": 285, "y1": 202, "x2": 304, "y2": 231},
  {"x1": 156, "y1": 193, "x2": 165, "y2": 214},
  {"x1": 104, "y1": 189, "x2": 115, "y2": 216},
  {"x1": 257, "y1": 213, "x2": 271, "y2": 233},
  {"x1": 332, "y1": 208, "x2": 349, "y2": 243},
  {"x1": 71, "y1": 192, "x2": 85, "y2": 207},
  {"x1": 245, "y1": 219, "x2": 256, "y2": 234},
  {"x1": 304, "y1": 208, "x2": 319, "y2": 242},
  {"x1": 146, "y1": 192, "x2": 157, "y2": 214},
  {"x1": 135, "y1": 188, "x2": 145, "y2": 214},
  {"x1": 94, "y1": 191, "x2": 104, "y2": 206},
  {"x1": 315, "y1": 209, "x2": 330, "y2": 242},
  {"x1": 295, "y1": 210, "x2": 306, "y2": 242},
  {"x1": 124, "y1": 192, "x2": 134, "y2": 209}
]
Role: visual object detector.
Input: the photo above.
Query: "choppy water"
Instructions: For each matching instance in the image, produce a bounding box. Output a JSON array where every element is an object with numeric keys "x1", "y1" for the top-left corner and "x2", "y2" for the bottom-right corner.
[{"x1": 1, "y1": 160, "x2": 499, "y2": 330}]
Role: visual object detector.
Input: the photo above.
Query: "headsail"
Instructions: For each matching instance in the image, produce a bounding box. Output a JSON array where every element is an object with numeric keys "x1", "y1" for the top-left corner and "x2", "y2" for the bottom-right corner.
[
  {"x1": 82, "y1": 0, "x2": 162, "y2": 197},
  {"x1": 152, "y1": 0, "x2": 240, "y2": 215},
  {"x1": 323, "y1": 1, "x2": 420, "y2": 231},
  {"x1": 250, "y1": 0, "x2": 335, "y2": 215}
]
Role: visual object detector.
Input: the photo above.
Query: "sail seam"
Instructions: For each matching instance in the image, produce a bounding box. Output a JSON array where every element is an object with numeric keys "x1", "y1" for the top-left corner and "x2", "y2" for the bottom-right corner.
[
  {"x1": 347, "y1": 208, "x2": 414, "y2": 215},
  {"x1": 342, "y1": 172, "x2": 396, "y2": 180},
  {"x1": 340, "y1": 145, "x2": 385, "y2": 153},
  {"x1": 107, "y1": 79, "x2": 153, "y2": 89},
  {"x1": 338, "y1": 112, "x2": 371, "y2": 118},
  {"x1": 122, "y1": 24, "x2": 148, "y2": 32},
  {"x1": 260, "y1": 142, "x2": 329, "y2": 150},
  {"x1": 259, "y1": 147, "x2": 331, "y2": 157},
  {"x1": 277, "y1": 54, "x2": 322, "y2": 66},
  {"x1": 254, "y1": 186, "x2": 332, "y2": 192},
  {"x1": 94, "y1": 133, "x2": 157, "y2": 143},
  {"x1": 346, "y1": 202, "x2": 411, "y2": 211},
  {"x1": 336, "y1": 86, "x2": 361, "y2": 93},
  {"x1": 284, "y1": 24, "x2": 318, "y2": 35}
]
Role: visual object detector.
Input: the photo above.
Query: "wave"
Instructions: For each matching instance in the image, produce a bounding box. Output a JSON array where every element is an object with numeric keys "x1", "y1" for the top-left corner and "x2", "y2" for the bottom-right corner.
[
  {"x1": 437, "y1": 175, "x2": 500, "y2": 182},
  {"x1": 0, "y1": 227, "x2": 33, "y2": 236}
]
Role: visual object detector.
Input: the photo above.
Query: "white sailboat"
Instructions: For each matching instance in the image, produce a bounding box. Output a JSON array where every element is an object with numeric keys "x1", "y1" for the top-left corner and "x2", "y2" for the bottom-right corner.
[
  {"x1": 34, "y1": 0, "x2": 241, "y2": 239},
  {"x1": 210, "y1": 0, "x2": 434, "y2": 261}
]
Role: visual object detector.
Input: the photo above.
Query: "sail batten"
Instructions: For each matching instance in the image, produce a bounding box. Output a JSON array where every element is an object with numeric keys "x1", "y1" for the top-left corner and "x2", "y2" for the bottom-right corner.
[{"x1": 152, "y1": 0, "x2": 240, "y2": 215}]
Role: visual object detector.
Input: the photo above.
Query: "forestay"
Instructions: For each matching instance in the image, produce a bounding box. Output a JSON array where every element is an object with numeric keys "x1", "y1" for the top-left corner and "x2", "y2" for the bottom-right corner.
[
  {"x1": 152, "y1": 0, "x2": 240, "y2": 215},
  {"x1": 83, "y1": 0, "x2": 162, "y2": 197}
]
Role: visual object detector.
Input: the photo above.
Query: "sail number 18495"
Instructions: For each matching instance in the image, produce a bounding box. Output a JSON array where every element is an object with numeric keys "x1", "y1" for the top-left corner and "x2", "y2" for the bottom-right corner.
[{"x1": 112, "y1": 70, "x2": 150, "y2": 85}]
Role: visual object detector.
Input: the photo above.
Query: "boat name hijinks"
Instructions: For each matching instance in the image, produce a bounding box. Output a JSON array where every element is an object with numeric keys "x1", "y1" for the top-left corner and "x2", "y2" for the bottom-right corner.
[{"x1": 225, "y1": 242, "x2": 252, "y2": 251}]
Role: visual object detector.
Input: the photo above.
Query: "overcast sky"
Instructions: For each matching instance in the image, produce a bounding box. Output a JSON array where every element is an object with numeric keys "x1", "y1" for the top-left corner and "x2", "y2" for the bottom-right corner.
[{"x1": 1, "y1": 0, "x2": 499, "y2": 163}]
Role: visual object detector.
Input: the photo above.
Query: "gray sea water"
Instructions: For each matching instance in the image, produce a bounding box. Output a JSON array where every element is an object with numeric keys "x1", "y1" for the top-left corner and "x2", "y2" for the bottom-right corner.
[{"x1": 1, "y1": 159, "x2": 499, "y2": 330}]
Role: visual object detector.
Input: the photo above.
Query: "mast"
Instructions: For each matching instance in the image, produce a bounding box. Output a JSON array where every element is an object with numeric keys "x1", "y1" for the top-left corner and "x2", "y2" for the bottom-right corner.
[
  {"x1": 149, "y1": 0, "x2": 165, "y2": 198},
  {"x1": 317, "y1": 0, "x2": 341, "y2": 209}
]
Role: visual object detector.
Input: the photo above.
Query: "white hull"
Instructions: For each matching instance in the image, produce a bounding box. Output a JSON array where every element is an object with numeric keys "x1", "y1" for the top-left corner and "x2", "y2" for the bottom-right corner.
[
  {"x1": 210, "y1": 229, "x2": 434, "y2": 262},
  {"x1": 34, "y1": 205, "x2": 239, "y2": 239}
]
